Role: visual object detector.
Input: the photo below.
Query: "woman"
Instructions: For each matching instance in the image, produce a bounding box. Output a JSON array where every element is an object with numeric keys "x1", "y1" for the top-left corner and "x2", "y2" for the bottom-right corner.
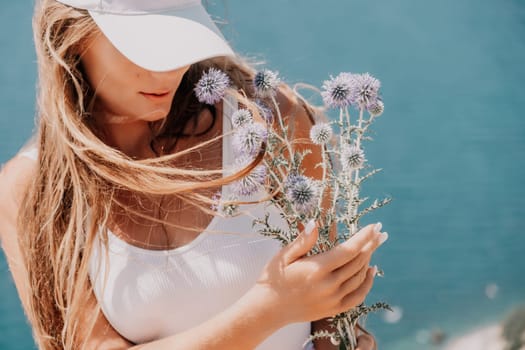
[{"x1": 0, "y1": 0, "x2": 386, "y2": 349}]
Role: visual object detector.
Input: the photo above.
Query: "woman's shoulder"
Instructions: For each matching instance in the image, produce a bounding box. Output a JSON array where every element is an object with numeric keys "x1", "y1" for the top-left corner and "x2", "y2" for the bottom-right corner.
[
  {"x1": 271, "y1": 83, "x2": 317, "y2": 141},
  {"x1": 275, "y1": 83, "x2": 302, "y2": 114},
  {"x1": 274, "y1": 83, "x2": 317, "y2": 127},
  {"x1": 1, "y1": 146, "x2": 39, "y2": 186},
  {"x1": 0, "y1": 150, "x2": 38, "y2": 228},
  {"x1": 273, "y1": 83, "x2": 324, "y2": 180},
  {"x1": 0, "y1": 152, "x2": 45, "y2": 342}
]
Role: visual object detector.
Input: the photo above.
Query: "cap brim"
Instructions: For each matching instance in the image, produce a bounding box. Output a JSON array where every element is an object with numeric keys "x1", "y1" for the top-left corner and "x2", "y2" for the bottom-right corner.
[{"x1": 89, "y1": 4, "x2": 235, "y2": 72}]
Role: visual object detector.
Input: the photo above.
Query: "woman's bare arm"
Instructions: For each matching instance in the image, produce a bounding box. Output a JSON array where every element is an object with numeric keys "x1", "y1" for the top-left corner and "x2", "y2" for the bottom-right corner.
[
  {"x1": 0, "y1": 155, "x2": 134, "y2": 349},
  {"x1": 130, "y1": 287, "x2": 283, "y2": 349},
  {"x1": 0, "y1": 156, "x2": 39, "y2": 316}
]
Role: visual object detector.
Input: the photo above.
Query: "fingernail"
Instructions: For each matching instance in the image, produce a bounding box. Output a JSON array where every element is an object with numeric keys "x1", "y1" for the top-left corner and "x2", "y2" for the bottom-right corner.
[
  {"x1": 374, "y1": 222, "x2": 382, "y2": 234},
  {"x1": 379, "y1": 232, "x2": 389, "y2": 245},
  {"x1": 304, "y1": 219, "x2": 316, "y2": 235},
  {"x1": 372, "y1": 265, "x2": 378, "y2": 276}
]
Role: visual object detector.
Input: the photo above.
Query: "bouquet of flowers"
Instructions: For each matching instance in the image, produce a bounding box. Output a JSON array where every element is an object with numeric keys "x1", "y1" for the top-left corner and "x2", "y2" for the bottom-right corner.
[{"x1": 196, "y1": 67, "x2": 392, "y2": 349}]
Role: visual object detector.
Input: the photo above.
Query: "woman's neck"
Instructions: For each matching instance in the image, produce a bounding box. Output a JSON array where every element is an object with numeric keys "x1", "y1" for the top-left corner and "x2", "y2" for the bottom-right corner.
[
  {"x1": 93, "y1": 109, "x2": 156, "y2": 159},
  {"x1": 106, "y1": 120, "x2": 155, "y2": 159},
  {"x1": 92, "y1": 100, "x2": 222, "y2": 160}
]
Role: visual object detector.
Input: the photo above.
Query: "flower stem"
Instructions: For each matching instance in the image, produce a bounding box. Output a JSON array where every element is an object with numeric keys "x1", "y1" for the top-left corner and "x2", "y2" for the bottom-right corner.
[
  {"x1": 350, "y1": 107, "x2": 365, "y2": 234},
  {"x1": 271, "y1": 95, "x2": 295, "y2": 169},
  {"x1": 315, "y1": 143, "x2": 330, "y2": 229}
]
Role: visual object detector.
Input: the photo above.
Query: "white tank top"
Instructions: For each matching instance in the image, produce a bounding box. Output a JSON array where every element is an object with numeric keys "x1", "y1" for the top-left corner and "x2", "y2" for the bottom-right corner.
[{"x1": 18, "y1": 95, "x2": 314, "y2": 349}]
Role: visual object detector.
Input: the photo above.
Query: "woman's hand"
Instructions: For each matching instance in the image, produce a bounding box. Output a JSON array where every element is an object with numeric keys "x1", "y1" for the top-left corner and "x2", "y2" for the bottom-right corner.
[
  {"x1": 356, "y1": 331, "x2": 377, "y2": 350},
  {"x1": 253, "y1": 220, "x2": 387, "y2": 325}
]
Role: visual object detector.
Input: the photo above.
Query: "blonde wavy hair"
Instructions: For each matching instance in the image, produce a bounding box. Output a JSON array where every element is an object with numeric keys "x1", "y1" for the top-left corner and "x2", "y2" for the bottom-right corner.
[
  {"x1": 18, "y1": 0, "x2": 274, "y2": 347},
  {"x1": 17, "y1": 1, "x2": 373, "y2": 349}
]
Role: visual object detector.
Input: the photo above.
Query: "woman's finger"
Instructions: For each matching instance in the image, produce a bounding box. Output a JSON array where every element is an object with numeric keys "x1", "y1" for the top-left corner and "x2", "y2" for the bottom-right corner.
[
  {"x1": 331, "y1": 230, "x2": 385, "y2": 285},
  {"x1": 331, "y1": 250, "x2": 369, "y2": 286},
  {"x1": 336, "y1": 263, "x2": 369, "y2": 298},
  {"x1": 339, "y1": 266, "x2": 377, "y2": 311},
  {"x1": 355, "y1": 332, "x2": 376, "y2": 350},
  {"x1": 281, "y1": 220, "x2": 319, "y2": 265},
  {"x1": 312, "y1": 223, "x2": 379, "y2": 271}
]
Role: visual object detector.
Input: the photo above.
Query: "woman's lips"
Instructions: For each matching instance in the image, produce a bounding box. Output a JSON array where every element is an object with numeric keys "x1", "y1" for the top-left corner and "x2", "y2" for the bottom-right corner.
[{"x1": 140, "y1": 91, "x2": 171, "y2": 101}]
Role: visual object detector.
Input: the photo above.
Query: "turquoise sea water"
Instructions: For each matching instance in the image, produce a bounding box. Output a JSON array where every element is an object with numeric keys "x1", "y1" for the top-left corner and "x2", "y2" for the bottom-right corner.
[{"x1": 1, "y1": 1, "x2": 524, "y2": 349}]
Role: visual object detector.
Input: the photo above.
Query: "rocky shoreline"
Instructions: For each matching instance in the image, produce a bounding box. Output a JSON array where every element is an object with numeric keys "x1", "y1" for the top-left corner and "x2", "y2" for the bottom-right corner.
[{"x1": 443, "y1": 324, "x2": 507, "y2": 350}]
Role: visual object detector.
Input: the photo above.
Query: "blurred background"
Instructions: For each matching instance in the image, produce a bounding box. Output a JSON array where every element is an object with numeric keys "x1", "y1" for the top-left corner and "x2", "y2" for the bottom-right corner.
[{"x1": 1, "y1": 1, "x2": 524, "y2": 349}]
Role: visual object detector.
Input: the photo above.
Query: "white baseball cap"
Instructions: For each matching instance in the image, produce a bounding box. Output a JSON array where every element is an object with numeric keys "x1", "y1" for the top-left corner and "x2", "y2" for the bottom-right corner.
[{"x1": 56, "y1": 0, "x2": 235, "y2": 71}]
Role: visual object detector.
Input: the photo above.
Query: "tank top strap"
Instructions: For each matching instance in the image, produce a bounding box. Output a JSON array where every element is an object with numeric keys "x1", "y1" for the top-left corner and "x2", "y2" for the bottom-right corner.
[
  {"x1": 221, "y1": 93, "x2": 237, "y2": 175},
  {"x1": 222, "y1": 92, "x2": 238, "y2": 122}
]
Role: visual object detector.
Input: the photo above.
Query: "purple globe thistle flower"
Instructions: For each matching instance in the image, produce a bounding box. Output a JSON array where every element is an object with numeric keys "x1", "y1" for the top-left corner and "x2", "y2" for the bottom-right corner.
[
  {"x1": 321, "y1": 72, "x2": 355, "y2": 109},
  {"x1": 255, "y1": 99, "x2": 274, "y2": 124},
  {"x1": 309, "y1": 122, "x2": 333, "y2": 145},
  {"x1": 232, "y1": 157, "x2": 267, "y2": 197},
  {"x1": 350, "y1": 73, "x2": 381, "y2": 109},
  {"x1": 366, "y1": 98, "x2": 385, "y2": 117},
  {"x1": 232, "y1": 122, "x2": 268, "y2": 157},
  {"x1": 254, "y1": 69, "x2": 281, "y2": 98},
  {"x1": 231, "y1": 108, "x2": 253, "y2": 128},
  {"x1": 284, "y1": 174, "x2": 321, "y2": 216},
  {"x1": 341, "y1": 144, "x2": 366, "y2": 171},
  {"x1": 194, "y1": 68, "x2": 230, "y2": 105}
]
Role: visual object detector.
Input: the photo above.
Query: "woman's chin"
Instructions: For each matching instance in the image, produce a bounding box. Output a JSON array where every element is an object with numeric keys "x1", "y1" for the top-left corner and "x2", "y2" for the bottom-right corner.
[{"x1": 138, "y1": 108, "x2": 170, "y2": 122}]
